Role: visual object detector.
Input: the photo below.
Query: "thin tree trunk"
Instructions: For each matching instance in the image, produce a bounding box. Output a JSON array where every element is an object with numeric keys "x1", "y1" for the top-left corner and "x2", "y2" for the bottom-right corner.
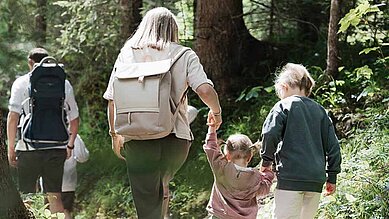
[
  {"x1": 35, "y1": 0, "x2": 47, "y2": 45},
  {"x1": 119, "y1": 0, "x2": 142, "y2": 44},
  {"x1": 269, "y1": 0, "x2": 274, "y2": 39},
  {"x1": 193, "y1": 0, "x2": 197, "y2": 39},
  {"x1": 326, "y1": 0, "x2": 341, "y2": 77},
  {"x1": 0, "y1": 111, "x2": 33, "y2": 219}
]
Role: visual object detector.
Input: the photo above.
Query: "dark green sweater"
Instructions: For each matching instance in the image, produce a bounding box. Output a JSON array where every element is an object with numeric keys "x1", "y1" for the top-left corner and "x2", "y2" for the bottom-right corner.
[{"x1": 261, "y1": 95, "x2": 341, "y2": 193}]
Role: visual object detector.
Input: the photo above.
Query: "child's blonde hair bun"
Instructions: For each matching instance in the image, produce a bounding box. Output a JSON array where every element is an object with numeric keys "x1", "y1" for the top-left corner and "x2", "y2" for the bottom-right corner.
[{"x1": 275, "y1": 63, "x2": 315, "y2": 96}]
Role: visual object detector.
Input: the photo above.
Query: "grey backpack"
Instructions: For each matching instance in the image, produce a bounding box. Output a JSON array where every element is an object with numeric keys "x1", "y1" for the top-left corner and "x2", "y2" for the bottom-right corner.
[{"x1": 112, "y1": 47, "x2": 190, "y2": 140}]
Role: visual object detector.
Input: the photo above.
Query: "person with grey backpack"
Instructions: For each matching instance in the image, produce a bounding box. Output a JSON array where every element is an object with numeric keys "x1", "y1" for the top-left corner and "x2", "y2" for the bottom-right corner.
[{"x1": 103, "y1": 7, "x2": 222, "y2": 219}]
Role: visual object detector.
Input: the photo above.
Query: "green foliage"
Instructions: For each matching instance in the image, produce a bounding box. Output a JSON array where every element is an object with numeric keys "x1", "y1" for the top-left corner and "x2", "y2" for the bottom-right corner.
[
  {"x1": 338, "y1": 1, "x2": 380, "y2": 34},
  {"x1": 339, "y1": 1, "x2": 387, "y2": 50},
  {"x1": 169, "y1": 185, "x2": 209, "y2": 218},
  {"x1": 317, "y1": 108, "x2": 389, "y2": 219},
  {"x1": 51, "y1": 0, "x2": 122, "y2": 131},
  {"x1": 1, "y1": 0, "x2": 388, "y2": 218},
  {"x1": 311, "y1": 68, "x2": 346, "y2": 108},
  {"x1": 23, "y1": 193, "x2": 65, "y2": 219},
  {"x1": 77, "y1": 177, "x2": 136, "y2": 218}
]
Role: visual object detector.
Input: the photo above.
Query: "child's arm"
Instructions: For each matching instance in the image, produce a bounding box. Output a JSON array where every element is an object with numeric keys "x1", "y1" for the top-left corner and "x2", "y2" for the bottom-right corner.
[
  {"x1": 261, "y1": 105, "x2": 287, "y2": 168},
  {"x1": 203, "y1": 126, "x2": 227, "y2": 176},
  {"x1": 324, "y1": 116, "x2": 342, "y2": 194},
  {"x1": 256, "y1": 169, "x2": 275, "y2": 197}
]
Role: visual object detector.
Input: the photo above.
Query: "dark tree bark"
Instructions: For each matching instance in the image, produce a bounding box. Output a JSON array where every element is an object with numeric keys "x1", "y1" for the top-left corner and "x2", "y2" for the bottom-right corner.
[
  {"x1": 295, "y1": 1, "x2": 325, "y2": 43},
  {"x1": 326, "y1": 0, "x2": 342, "y2": 77},
  {"x1": 269, "y1": 0, "x2": 274, "y2": 39},
  {"x1": 119, "y1": 0, "x2": 142, "y2": 44},
  {"x1": 34, "y1": 0, "x2": 47, "y2": 45},
  {"x1": 0, "y1": 111, "x2": 33, "y2": 219},
  {"x1": 195, "y1": 0, "x2": 285, "y2": 97},
  {"x1": 193, "y1": 0, "x2": 197, "y2": 38}
]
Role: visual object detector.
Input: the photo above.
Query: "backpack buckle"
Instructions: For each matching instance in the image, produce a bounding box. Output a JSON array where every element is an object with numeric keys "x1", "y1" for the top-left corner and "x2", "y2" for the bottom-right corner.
[{"x1": 138, "y1": 76, "x2": 144, "y2": 83}]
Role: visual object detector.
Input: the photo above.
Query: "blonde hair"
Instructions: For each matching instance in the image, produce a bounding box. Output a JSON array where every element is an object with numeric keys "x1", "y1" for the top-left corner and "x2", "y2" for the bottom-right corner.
[
  {"x1": 127, "y1": 7, "x2": 179, "y2": 50},
  {"x1": 224, "y1": 134, "x2": 254, "y2": 160},
  {"x1": 275, "y1": 63, "x2": 315, "y2": 97}
]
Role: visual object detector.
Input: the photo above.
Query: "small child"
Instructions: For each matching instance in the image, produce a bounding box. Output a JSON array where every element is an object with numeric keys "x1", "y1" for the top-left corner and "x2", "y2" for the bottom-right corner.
[
  {"x1": 62, "y1": 134, "x2": 89, "y2": 219},
  {"x1": 204, "y1": 124, "x2": 274, "y2": 219},
  {"x1": 261, "y1": 63, "x2": 341, "y2": 219}
]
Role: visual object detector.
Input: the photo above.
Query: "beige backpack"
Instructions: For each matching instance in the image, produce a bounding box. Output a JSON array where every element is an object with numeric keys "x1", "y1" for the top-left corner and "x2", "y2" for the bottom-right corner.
[{"x1": 112, "y1": 47, "x2": 190, "y2": 140}]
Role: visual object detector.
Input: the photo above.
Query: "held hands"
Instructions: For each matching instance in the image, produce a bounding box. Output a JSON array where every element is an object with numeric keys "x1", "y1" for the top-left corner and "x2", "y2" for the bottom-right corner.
[
  {"x1": 260, "y1": 165, "x2": 272, "y2": 172},
  {"x1": 207, "y1": 110, "x2": 222, "y2": 131},
  {"x1": 111, "y1": 134, "x2": 125, "y2": 160},
  {"x1": 324, "y1": 182, "x2": 336, "y2": 196}
]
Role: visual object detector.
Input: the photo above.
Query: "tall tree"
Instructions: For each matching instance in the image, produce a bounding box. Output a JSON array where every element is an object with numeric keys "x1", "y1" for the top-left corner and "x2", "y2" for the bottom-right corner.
[
  {"x1": 195, "y1": 0, "x2": 285, "y2": 97},
  {"x1": 326, "y1": 0, "x2": 341, "y2": 77},
  {"x1": 0, "y1": 112, "x2": 33, "y2": 219},
  {"x1": 34, "y1": 0, "x2": 47, "y2": 45},
  {"x1": 119, "y1": 0, "x2": 142, "y2": 44}
]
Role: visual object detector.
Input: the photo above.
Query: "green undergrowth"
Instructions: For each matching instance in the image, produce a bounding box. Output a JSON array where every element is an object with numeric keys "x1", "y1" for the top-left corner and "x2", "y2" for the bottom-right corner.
[{"x1": 72, "y1": 83, "x2": 388, "y2": 219}]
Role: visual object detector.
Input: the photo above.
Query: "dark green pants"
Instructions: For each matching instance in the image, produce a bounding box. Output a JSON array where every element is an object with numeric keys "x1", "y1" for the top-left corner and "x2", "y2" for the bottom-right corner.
[{"x1": 124, "y1": 134, "x2": 191, "y2": 219}]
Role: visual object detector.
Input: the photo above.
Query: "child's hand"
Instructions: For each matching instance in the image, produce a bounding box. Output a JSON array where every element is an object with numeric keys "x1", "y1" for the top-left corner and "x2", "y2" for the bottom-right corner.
[
  {"x1": 208, "y1": 124, "x2": 217, "y2": 133},
  {"x1": 324, "y1": 182, "x2": 336, "y2": 196},
  {"x1": 260, "y1": 165, "x2": 272, "y2": 172},
  {"x1": 207, "y1": 110, "x2": 222, "y2": 130}
]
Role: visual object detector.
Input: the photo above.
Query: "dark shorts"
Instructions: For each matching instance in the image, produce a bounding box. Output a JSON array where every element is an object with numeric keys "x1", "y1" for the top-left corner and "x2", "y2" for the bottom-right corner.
[
  {"x1": 16, "y1": 149, "x2": 67, "y2": 193},
  {"x1": 62, "y1": 191, "x2": 75, "y2": 211}
]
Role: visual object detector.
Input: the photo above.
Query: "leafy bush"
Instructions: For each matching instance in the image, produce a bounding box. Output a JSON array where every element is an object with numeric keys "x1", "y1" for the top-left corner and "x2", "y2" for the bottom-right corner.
[{"x1": 317, "y1": 107, "x2": 389, "y2": 219}]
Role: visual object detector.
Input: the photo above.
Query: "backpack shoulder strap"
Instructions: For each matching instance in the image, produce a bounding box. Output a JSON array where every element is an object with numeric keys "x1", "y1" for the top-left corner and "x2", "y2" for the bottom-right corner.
[
  {"x1": 171, "y1": 47, "x2": 191, "y2": 67},
  {"x1": 169, "y1": 47, "x2": 191, "y2": 122}
]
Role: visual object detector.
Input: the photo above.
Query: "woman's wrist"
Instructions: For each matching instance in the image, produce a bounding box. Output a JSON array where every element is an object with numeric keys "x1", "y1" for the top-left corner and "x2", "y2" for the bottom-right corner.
[
  {"x1": 109, "y1": 130, "x2": 117, "y2": 138},
  {"x1": 211, "y1": 108, "x2": 222, "y2": 116},
  {"x1": 67, "y1": 145, "x2": 74, "y2": 150}
]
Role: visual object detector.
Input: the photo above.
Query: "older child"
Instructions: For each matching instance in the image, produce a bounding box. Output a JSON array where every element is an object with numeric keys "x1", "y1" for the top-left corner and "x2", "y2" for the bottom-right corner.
[
  {"x1": 204, "y1": 124, "x2": 274, "y2": 219},
  {"x1": 261, "y1": 63, "x2": 341, "y2": 219}
]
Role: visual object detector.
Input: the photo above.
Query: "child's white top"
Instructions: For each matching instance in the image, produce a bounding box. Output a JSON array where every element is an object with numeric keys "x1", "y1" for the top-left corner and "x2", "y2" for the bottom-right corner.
[{"x1": 62, "y1": 134, "x2": 89, "y2": 192}]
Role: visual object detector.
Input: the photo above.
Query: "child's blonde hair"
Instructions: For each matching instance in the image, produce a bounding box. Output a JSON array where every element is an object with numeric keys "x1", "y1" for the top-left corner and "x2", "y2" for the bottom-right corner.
[
  {"x1": 275, "y1": 63, "x2": 315, "y2": 97},
  {"x1": 224, "y1": 134, "x2": 257, "y2": 160}
]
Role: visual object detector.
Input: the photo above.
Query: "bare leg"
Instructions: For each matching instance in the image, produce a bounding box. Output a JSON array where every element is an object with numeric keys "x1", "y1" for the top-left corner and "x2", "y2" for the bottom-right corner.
[
  {"x1": 64, "y1": 209, "x2": 72, "y2": 219},
  {"x1": 47, "y1": 192, "x2": 64, "y2": 215}
]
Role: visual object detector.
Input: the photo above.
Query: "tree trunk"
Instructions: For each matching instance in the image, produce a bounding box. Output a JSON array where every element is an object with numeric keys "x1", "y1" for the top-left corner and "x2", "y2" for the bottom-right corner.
[
  {"x1": 326, "y1": 0, "x2": 341, "y2": 77},
  {"x1": 119, "y1": 0, "x2": 142, "y2": 44},
  {"x1": 269, "y1": 0, "x2": 274, "y2": 39},
  {"x1": 34, "y1": 0, "x2": 47, "y2": 45},
  {"x1": 0, "y1": 111, "x2": 33, "y2": 219},
  {"x1": 193, "y1": 0, "x2": 197, "y2": 38},
  {"x1": 195, "y1": 0, "x2": 285, "y2": 98},
  {"x1": 296, "y1": 2, "x2": 324, "y2": 43}
]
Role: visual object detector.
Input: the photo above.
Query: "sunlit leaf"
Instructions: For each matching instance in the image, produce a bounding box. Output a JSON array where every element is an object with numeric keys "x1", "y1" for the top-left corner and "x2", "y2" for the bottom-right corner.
[
  {"x1": 359, "y1": 47, "x2": 379, "y2": 55},
  {"x1": 345, "y1": 193, "x2": 357, "y2": 202}
]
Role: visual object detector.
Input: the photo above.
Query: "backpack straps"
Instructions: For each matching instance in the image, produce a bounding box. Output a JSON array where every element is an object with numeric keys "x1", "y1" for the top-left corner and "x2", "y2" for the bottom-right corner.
[
  {"x1": 171, "y1": 47, "x2": 191, "y2": 67},
  {"x1": 170, "y1": 47, "x2": 191, "y2": 123}
]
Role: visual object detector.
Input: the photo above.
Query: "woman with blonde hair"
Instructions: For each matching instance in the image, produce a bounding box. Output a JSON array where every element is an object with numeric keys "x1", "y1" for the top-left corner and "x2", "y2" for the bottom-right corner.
[{"x1": 103, "y1": 7, "x2": 222, "y2": 219}]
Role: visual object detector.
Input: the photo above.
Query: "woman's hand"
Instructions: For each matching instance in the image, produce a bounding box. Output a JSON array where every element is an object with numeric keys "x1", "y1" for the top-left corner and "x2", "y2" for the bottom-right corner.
[
  {"x1": 112, "y1": 134, "x2": 125, "y2": 160},
  {"x1": 207, "y1": 110, "x2": 222, "y2": 130}
]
